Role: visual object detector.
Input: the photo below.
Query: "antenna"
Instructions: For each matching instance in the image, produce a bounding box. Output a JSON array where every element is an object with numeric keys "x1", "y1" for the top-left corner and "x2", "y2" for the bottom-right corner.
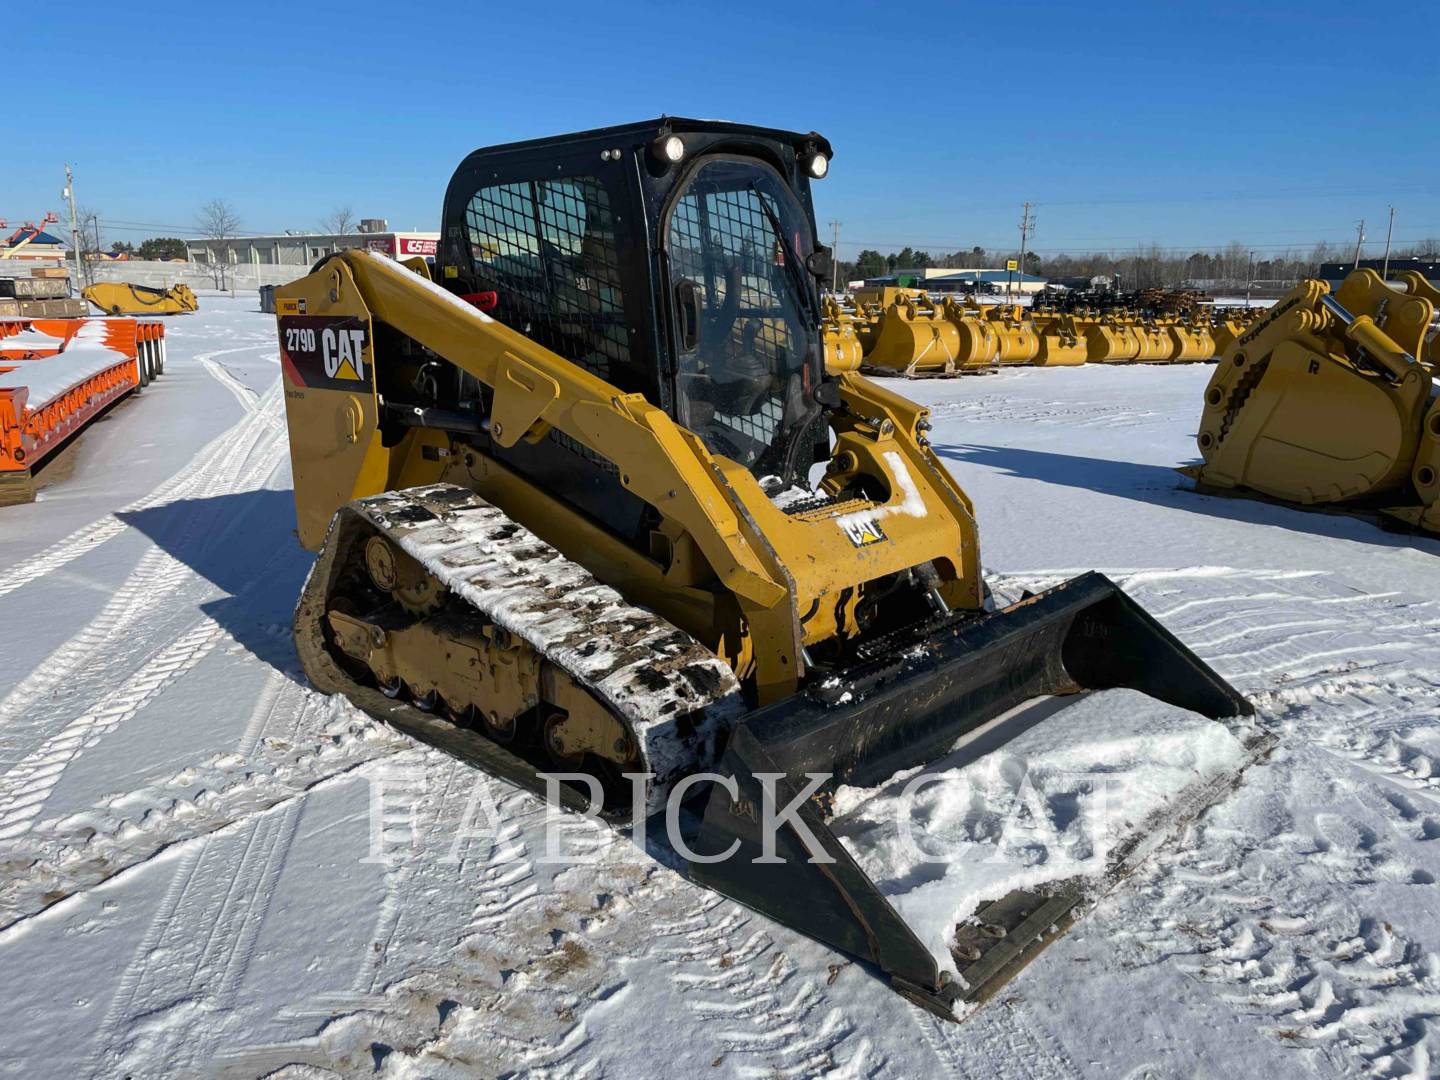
[{"x1": 828, "y1": 219, "x2": 841, "y2": 293}]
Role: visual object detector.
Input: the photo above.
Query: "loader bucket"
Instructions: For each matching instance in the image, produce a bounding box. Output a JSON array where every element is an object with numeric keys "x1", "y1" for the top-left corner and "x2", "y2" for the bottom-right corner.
[{"x1": 691, "y1": 571, "x2": 1263, "y2": 1016}]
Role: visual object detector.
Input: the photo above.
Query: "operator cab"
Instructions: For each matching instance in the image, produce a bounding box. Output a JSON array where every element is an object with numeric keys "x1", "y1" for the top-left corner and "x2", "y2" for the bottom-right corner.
[{"x1": 437, "y1": 119, "x2": 835, "y2": 536}]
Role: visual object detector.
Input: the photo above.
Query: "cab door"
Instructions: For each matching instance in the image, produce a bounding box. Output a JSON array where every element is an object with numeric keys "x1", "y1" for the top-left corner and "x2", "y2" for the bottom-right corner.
[{"x1": 662, "y1": 155, "x2": 820, "y2": 479}]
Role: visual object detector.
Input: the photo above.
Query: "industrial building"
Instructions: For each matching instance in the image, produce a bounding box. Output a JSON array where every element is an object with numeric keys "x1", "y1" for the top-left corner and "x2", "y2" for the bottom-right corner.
[{"x1": 184, "y1": 220, "x2": 440, "y2": 270}]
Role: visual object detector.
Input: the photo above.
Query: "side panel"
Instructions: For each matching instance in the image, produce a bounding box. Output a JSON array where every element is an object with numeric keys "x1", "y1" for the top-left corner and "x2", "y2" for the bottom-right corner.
[{"x1": 275, "y1": 269, "x2": 388, "y2": 549}]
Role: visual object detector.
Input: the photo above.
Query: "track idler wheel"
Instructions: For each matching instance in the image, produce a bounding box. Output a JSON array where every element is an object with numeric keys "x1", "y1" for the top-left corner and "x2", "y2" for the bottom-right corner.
[
  {"x1": 363, "y1": 535, "x2": 449, "y2": 614},
  {"x1": 542, "y1": 709, "x2": 585, "y2": 767}
]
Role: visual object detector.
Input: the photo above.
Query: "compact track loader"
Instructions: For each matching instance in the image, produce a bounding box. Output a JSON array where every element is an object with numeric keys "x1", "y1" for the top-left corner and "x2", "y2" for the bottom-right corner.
[
  {"x1": 82, "y1": 281, "x2": 198, "y2": 316},
  {"x1": 1189, "y1": 270, "x2": 1439, "y2": 535},
  {"x1": 276, "y1": 119, "x2": 1261, "y2": 1015}
]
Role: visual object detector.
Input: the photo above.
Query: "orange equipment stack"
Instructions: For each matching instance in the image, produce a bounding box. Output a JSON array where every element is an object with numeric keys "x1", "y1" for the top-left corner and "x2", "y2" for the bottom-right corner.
[{"x1": 0, "y1": 317, "x2": 166, "y2": 504}]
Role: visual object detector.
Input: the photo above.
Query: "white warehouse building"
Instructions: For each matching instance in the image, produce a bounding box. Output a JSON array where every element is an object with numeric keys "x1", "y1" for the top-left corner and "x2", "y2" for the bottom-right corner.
[{"x1": 185, "y1": 219, "x2": 440, "y2": 270}]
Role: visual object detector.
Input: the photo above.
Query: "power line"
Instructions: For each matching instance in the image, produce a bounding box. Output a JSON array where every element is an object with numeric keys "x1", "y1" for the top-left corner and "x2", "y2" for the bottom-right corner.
[
  {"x1": 1012, "y1": 202, "x2": 1034, "y2": 300},
  {"x1": 997, "y1": 183, "x2": 1440, "y2": 210},
  {"x1": 833, "y1": 234, "x2": 1440, "y2": 259},
  {"x1": 97, "y1": 217, "x2": 275, "y2": 238}
]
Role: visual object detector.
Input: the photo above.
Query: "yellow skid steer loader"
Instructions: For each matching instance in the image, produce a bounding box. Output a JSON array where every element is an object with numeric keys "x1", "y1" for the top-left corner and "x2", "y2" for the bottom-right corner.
[{"x1": 276, "y1": 119, "x2": 1264, "y2": 1015}]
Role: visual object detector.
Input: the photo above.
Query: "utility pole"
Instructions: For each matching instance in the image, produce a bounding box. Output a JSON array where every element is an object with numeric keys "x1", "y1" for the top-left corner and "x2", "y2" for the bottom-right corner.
[
  {"x1": 63, "y1": 164, "x2": 87, "y2": 289},
  {"x1": 1352, "y1": 219, "x2": 1366, "y2": 268},
  {"x1": 1381, "y1": 206, "x2": 1396, "y2": 280},
  {"x1": 1245, "y1": 250, "x2": 1255, "y2": 310},
  {"x1": 1017, "y1": 202, "x2": 1034, "y2": 304},
  {"x1": 828, "y1": 219, "x2": 841, "y2": 294}
]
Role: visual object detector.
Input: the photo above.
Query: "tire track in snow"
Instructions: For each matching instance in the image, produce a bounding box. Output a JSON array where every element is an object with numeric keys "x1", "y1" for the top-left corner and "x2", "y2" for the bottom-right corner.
[
  {"x1": 201, "y1": 353, "x2": 271, "y2": 417},
  {"x1": 0, "y1": 680, "x2": 406, "y2": 928},
  {"x1": 87, "y1": 797, "x2": 306, "y2": 1078},
  {"x1": 927, "y1": 390, "x2": 1168, "y2": 432},
  {"x1": 0, "y1": 370, "x2": 283, "y2": 734},
  {"x1": 1325, "y1": 737, "x2": 1440, "y2": 812},
  {"x1": 959, "y1": 999, "x2": 1082, "y2": 1080},
  {"x1": 1088, "y1": 568, "x2": 1440, "y2": 1078},
  {"x1": 0, "y1": 377, "x2": 288, "y2": 800},
  {"x1": 204, "y1": 759, "x2": 599, "y2": 1078},
  {"x1": 81, "y1": 663, "x2": 348, "y2": 1077},
  {"x1": 1119, "y1": 813, "x2": 1440, "y2": 1078},
  {"x1": 0, "y1": 619, "x2": 229, "y2": 840},
  {"x1": 650, "y1": 894, "x2": 879, "y2": 1077}
]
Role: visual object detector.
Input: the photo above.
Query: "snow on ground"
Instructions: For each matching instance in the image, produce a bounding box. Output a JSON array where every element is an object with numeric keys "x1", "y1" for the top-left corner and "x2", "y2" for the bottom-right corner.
[
  {"x1": 1, "y1": 295, "x2": 1439, "y2": 1079},
  {"x1": 1208, "y1": 296, "x2": 1278, "y2": 308}
]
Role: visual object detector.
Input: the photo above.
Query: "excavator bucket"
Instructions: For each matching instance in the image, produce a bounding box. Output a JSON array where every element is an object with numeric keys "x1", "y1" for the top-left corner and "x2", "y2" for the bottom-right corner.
[
  {"x1": 81, "y1": 281, "x2": 198, "y2": 316},
  {"x1": 938, "y1": 297, "x2": 1002, "y2": 372},
  {"x1": 1132, "y1": 317, "x2": 1173, "y2": 362},
  {"x1": 987, "y1": 305, "x2": 1040, "y2": 365},
  {"x1": 1083, "y1": 315, "x2": 1142, "y2": 362},
  {"x1": 1032, "y1": 312, "x2": 1087, "y2": 366},
  {"x1": 854, "y1": 295, "x2": 1003, "y2": 377},
  {"x1": 1398, "y1": 270, "x2": 1440, "y2": 370},
  {"x1": 858, "y1": 295, "x2": 963, "y2": 375},
  {"x1": 1166, "y1": 319, "x2": 1215, "y2": 363},
  {"x1": 1189, "y1": 270, "x2": 1439, "y2": 534}
]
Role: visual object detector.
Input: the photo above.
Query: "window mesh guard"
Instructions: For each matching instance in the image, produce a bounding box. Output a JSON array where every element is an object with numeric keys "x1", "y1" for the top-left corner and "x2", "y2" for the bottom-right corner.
[
  {"x1": 464, "y1": 176, "x2": 627, "y2": 471},
  {"x1": 463, "y1": 177, "x2": 628, "y2": 384},
  {"x1": 668, "y1": 186, "x2": 800, "y2": 451}
]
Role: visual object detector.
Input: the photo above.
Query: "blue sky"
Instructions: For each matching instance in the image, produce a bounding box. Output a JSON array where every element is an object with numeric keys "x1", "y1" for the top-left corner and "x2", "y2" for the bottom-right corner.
[{"x1": 9, "y1": 0, "x2": 1439, "y2": 260}]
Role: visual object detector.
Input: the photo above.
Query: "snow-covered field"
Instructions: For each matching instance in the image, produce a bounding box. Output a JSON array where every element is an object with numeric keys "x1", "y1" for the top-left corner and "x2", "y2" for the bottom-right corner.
[{"x1": 2, "y1": 296, "x2": 1438, "y2": 1079}]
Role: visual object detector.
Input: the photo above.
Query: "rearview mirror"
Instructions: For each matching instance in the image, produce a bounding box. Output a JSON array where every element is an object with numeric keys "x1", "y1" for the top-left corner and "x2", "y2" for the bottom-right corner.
[
  {"x1": 812, "y1": 379, "x2": 842, "y2": 408},
  {"x1": 805, "y1": 246, "x2": 833, "y2": 283}
]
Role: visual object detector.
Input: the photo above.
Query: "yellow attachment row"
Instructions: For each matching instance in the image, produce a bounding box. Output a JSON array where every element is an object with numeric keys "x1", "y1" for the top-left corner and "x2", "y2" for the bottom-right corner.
[{"x1": 830, "y1": 292, "x2": 1253, "y2": 377}]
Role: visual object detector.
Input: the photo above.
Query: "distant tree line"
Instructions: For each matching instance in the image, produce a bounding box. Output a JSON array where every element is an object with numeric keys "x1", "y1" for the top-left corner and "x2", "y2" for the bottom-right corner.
[
  {"x1": 101, "y1": 237, "x2": 188, "y2": 260},
  {"x1": 837, "y1": 239, "x2": 1440, "y2": 290}
]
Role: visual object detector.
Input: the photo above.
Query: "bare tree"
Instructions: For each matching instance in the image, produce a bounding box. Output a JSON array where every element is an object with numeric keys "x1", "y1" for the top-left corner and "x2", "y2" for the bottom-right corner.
[
  {"x1": 319, "y1": 206, "x2": 356, "y2": 236},
  {"x1": 78, "y1": 207, "x2": 103, "y2": 258},
  {"x1": 195, "y1": 199, "x2": 242, "y2": 289}
]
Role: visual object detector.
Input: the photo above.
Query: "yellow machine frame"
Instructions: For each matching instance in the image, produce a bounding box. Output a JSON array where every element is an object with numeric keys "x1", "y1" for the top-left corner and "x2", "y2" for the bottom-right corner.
[{"x1": 279, "y1": 251, "x2": 982, "y2": 705}]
